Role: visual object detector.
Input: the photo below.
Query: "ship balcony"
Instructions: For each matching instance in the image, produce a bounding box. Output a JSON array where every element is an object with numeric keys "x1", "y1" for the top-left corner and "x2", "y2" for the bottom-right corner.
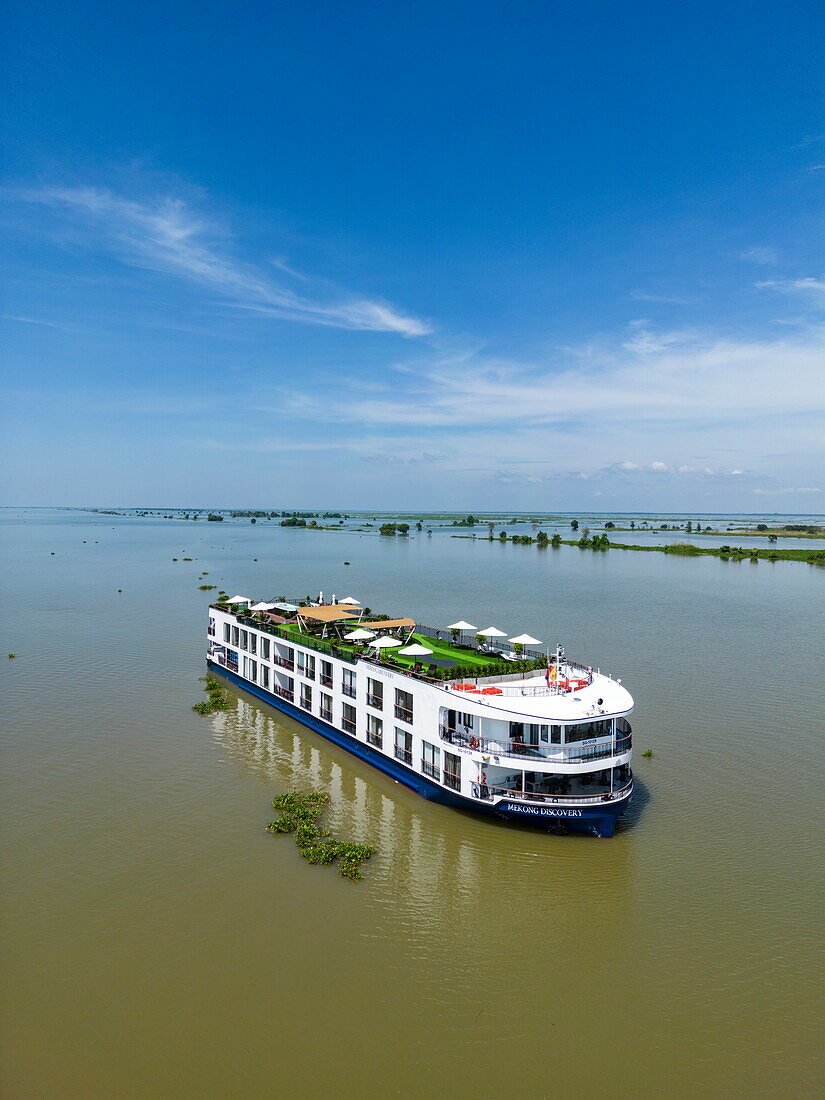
[
  {"x1": 274, "y1": 655, "x2": 294, "y2": 671},
  {"x1": 474, "y1": 765, "x2": 633, "y2": 805},
  {"x1": 439, "y1": 721, "x2": 631, "y2": 764}
]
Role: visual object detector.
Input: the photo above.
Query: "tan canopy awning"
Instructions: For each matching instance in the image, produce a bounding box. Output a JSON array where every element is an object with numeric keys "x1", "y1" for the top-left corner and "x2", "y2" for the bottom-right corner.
[
  {"x1": 360, "y1": 618, "x2": 416, "y2": 629},
  {"x1": 297, "y1": 605, "x2": 360, "y2": 622}
]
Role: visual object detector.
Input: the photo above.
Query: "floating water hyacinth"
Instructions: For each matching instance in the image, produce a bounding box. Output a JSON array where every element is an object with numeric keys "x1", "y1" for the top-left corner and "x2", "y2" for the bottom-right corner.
[
  {"x1": 192, "y1": 676, "x2": 230, "y2": 715},
  {"x1": 267, "y1": 792, "x2": 377, "y2": 881}
]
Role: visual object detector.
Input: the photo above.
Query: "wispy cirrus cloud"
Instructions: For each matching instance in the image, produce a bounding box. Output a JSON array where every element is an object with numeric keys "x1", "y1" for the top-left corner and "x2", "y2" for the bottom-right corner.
[
  {"x1": 737, "y1": 246, "x2": 777, "y2": 265},
  {"x1": 756, "y1": 276, "x2": 825, "y2": 301},
  {"x1": 271, "y1": 322, "x2": 825, "y2": 432},
  {"x1": 14, "y1": 186, "x2": 431, "y2": 337},
  {"x1": 754, "y1": 486, "x2": 820, "y2": 495}
]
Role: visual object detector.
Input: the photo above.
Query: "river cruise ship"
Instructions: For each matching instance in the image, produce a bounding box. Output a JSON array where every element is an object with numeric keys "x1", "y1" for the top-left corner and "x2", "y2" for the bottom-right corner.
[{"x1": 206, "y1": 594, "x2": 634, "y2": 837}]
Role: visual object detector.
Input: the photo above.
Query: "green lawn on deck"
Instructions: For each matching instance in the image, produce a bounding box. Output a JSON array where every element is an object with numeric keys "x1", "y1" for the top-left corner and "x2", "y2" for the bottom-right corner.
[{"x1": 276, "y1": 623, "x2": 503, "y2": 671}]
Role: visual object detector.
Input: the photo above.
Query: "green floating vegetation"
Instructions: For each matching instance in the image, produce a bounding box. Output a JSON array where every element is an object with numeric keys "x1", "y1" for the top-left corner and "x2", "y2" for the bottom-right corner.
[
  {"x1": 198, "y1": 584, "x2": 217, "y2": 590},
  {"x1": 192, "y1": 676, "x2": 230, "y2": 715},
  {"x1": 267, "y1": 792, "x2": 377, "y2": 881},
  {"x1": 642, "y1": 749, "x2": 654, "y2": 758},
  {"x1": 8, "y1": 653, "x2": 16, "y2": 659}
]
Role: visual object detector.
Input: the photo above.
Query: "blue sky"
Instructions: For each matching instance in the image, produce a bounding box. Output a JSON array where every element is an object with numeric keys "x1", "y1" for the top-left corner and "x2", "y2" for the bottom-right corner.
[{"x1": 1, "y1": 0, "x2": 824, "y2": 509}]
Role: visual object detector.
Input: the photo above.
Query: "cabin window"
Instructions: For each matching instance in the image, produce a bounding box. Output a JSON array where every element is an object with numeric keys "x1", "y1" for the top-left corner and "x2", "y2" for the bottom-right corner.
[
  {"x1": 342, "y1": 668, "x2": 357, "y2": 698},
  {"x1": 243, "y1": 657, "x2": 257, "y2": 681},
  {"x1": 248, "y1": 632, "x2": 257, "y2": 655},
  {"x1": 367, "y1": 678, "x2": 384, "y2": 709},
  {"x1": 395, "y1": 688, "x2": 413, "y2": 723},
  {"x1": 320, "y1": 693, "x2": 332, "y2": 722},
  {"x1": 366, "y1": 713, "x2": 383, "y2": 748},
  {"x1": 300, "y1": 683, "x2": 312, "y2": 710},
  {"x1": 297, "y1": 651, "x2": 315, "y2": 679},
  {"x1": 239, "y1": 629, "x2": 248, "y2": 651},
  {"x1": 394, "y1": 728, "x2": 412, "y2": 765},
  {"x1": 260, "y1": 637, "x2": 270, "y2": 660},
  {"x1": 224, "y1": 623, "x2": 231, "y2": 643},
  {"x1": 443, "y1": 752, "x2": 461, "y2": 791},
  {"x1": 421, "y1": 741, "x2": 440, "y2": 780},
  {"x1": 320, "y1": 660, "x2": 333, "y2": 687},
  {"x1": 342, "y1": 702, "x2": 356, "y2": 733},
  {"x1": 260, "y1": 665, "x2": 270, "y2": 690},
  {"x1": 231, "y1": 625, "x2": 240, "y2": 646}
]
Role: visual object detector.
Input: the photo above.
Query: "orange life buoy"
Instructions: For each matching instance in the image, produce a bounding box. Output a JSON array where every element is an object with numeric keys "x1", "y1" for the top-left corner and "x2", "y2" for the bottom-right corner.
[{"x1": 468, "y1": 736, "x2": 479, "y2": 750}]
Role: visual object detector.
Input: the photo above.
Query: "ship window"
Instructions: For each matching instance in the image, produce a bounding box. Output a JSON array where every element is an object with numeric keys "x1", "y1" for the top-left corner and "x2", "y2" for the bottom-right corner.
[
  {"x1": 395, "y1": 689, "x2": 413, "y2": 723},
  {"x1": 342, "y1": 668, "x2": 357, "y2": 698},
  {"x1": 260, "y1": 665, "x2": 270, "y2": 690},
  {"x1": 394, "y1": 728, "x2": 412, "y2": 764},
  {"x1": 231, "y1": 625, "x2": 240, "y2": 646},
  {"x1": 443, "y1": 752, "x2": 461, "y2": 791},
  {"x1": 366, "y1": 714, "x2": 383, "y2": 748},
  {"x1": 224, "y1": 623, "x2": 231, "y2": 643},
  {"x1": 457, "y1": 712, "x2": 473, "y2": 729},
  {"x1": 320, "y1": 693, "x2": 332, "y2": 721},
  {"x1": 260, "y1": 637, "x2": 270, "y2": 661},
  {"x1": 301, "y1": 653, "x2": 315, "y2": 679},
  {"x1": 300, "y1": 683, "x2": 312, "y2": 710},
  {"x1": 342, "y1": 702, "x2": 356, "y2": 732},
  {"x1": 367, "y1": 678, "x2": 384, "y2": 708},
  {"x1": 421, "y1": 742, "x2": 440, "y2": 780},
  {"x1": 239, "y1": 629, "x2": 248, "y2": 651},
  {"x1": 564, "y1": 719, "x2": 613, "y2": 743},
  {"x1": 248, "y1": 632, "x2": 257, "y2": 655}
]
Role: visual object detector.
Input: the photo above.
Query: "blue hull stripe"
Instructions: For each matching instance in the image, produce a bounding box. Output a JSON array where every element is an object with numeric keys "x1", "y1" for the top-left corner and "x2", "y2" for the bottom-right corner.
[{"x1": 207, "y1": 661, "x2": 630, "y2": 837}]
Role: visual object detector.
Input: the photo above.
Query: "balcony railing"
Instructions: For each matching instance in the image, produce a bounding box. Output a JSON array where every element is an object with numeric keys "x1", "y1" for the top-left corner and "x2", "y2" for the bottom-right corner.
[
  {"x1": 474, "y1": 778, "x2": 633, "y2": 805},
  {"x1": 366, "y1": 730, "x2": 383, "y2": 748},
  {"x1": 367, "y1": 693, "x2": 383, "y2": 709},
  {"x1": 443, "y1": 771, "x2": 460, "y2": 791},
  {"x1": 342, "y1": 717, "x2": 356, "y2": 734},
  {"x1": 273, "y1": 685, "x2": 294, "y2": 703},
  {"x1": 320, "y1": 707, "x2": 332, "y2": 723},
  {"x1": 394, "y1": 745, "x2": 412, "y2": 765},
  {"x1": 298, "y1": 667, "x2": 315, "y2": 681},
  {"x1": 274, "y1": 655, "x2": 294, "y2": 670},
  {"x1": 342, "y1": 683, "x2": 356, "y2": 698},
  {"x1": 395, "y1": 705, "x2": 413, "y2": 723},
  {"x1": 438, "y1": 724, "x2": 632, "y2": 763},
  {"x1": 320, "y1": 674, "x2": 333, "y2": 687}
]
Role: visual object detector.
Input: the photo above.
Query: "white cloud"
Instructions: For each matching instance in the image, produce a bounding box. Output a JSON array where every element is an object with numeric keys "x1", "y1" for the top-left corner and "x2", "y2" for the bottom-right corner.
[
  {"x1": 757, "y1": 276, "x2": 825, "y2": 301},
  {"x1": 737, "y1": 246, "x2": 777, "y2": 265},
  {"x1": 16, "y1": 187, "x2": 431, "y2": 337},
  {"x1": 621, "y1": 319, "x2": 688, "y2": 355},
  {"x1": 753, "y1": 486, "x2": 820, "y2": 495}
]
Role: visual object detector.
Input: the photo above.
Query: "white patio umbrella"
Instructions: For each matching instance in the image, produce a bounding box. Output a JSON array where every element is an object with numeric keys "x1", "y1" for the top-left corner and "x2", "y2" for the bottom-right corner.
[
  {"x1": 344, "y1": 628, "x2": 375, "y2": 641},
  {"x1": 397, "y1": 643, "x2": 434, "y2": 657},
  {"x1": 249, "y1": 601, "x2": 276, "y2": 611},
  {"x1": 368, "y1": 636, "x2": 402, "y2": 650},
  {"x1": 448, "y1": 620, "x2": 476, "y2": 631},
  {"x1": 339, "y1": 596, "x2": 361, "y2": 605},
  {"x1": 509, "y1": 633, "x2": 542, "y2": 646},
  {"x1": 227, "y1": 595, "x2": 250, "y2": 604},
  {"x1": 478, "y1": 626, "x2": 507, "y2": 639}
]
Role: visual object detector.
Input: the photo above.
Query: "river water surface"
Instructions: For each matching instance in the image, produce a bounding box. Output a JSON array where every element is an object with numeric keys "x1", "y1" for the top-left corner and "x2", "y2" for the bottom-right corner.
[{"x1": 1, "y1": 510, "x2": 823, "y2": 1097}]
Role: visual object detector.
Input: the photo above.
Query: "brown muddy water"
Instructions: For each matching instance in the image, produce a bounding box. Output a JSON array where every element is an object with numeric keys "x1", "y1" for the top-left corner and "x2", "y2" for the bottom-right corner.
[{"x1": 1, "y1": 509, "x2": 823, "y2": 1097}]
